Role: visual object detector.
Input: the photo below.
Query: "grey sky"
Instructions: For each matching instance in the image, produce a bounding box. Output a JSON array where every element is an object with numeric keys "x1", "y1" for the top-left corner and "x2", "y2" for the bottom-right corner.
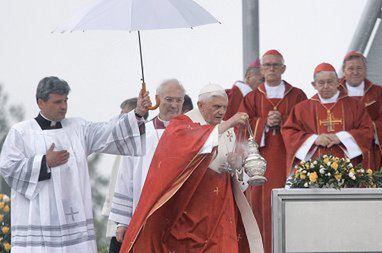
[{"x1": 0, "y1": 0, "x2": 366, "y2": 174}]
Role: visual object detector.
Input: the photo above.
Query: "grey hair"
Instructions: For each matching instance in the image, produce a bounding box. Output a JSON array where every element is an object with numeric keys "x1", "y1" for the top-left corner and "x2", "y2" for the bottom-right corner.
[
  {"x1": 198, "y1": 90, "x2": 228, "y2": 103},
  {"x1": 260, "y1": 55, "x2": 285, "y2": 65},
  {"x1": 313, "y1": 71, "x2": 338, "y2": 82},
  {"x1": 245, "y1": 67, "x2": 261, "y2": 78},
  {"x1": 342, "y1": 54, "x2": 367, "y2": 71},
  {"x1": 156, "y1": 79, "x2": 185, "y2": 97},
  {"x1": 36, "y1": 76, "x2": 70, "y2": 102},
  {"x1": 120, "y1": 97, "x2": 138, "y2": 110}
]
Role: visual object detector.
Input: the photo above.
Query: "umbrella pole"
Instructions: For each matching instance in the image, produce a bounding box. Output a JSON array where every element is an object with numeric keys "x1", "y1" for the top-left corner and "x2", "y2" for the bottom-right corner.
[
  {"x1": 138, "y1": 30, "x2": 145, "y2": 83},
  {"x1": 138, "y1": 31, "x2": 160, "y2": 110}
]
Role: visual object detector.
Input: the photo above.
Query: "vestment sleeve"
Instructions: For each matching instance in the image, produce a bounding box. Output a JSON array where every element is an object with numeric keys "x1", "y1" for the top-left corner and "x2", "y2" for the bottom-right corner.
[
  {"x1": 84, "y1": 110, "x2": 145, "y2": 156},
  {"x1": 0, "y1": 128, "x2": 43, "y2": 199}
]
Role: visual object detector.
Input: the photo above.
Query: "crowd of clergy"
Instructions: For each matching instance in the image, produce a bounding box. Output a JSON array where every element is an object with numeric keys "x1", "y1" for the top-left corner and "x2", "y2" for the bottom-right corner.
[{"x1": 0, "y1": 49, "x2": 381, "y2": 253}]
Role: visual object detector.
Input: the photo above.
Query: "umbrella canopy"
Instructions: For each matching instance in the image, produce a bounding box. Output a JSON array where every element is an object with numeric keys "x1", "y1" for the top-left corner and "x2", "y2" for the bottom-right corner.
[{"x1": 54, "y1": 0, "x2": 219, "y2": 32}]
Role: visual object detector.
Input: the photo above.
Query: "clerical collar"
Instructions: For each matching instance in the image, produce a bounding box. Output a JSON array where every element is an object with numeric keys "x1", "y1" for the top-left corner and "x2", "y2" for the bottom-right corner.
[
  {"x1": 346, "y1": 81, "x2": 364, "y2": 97},
  {"x1": 265, "y1": 81, "x2": 285, "y2": 99},
  {"x1": 153, "y1": 116, "x2": 168, "y2": 129},
  {"x1": 318, "y1": 90, "x2": 340, "y2": 104},
  {"x1": 35, "y1": 113, "x2": 63, "y2": 130}
]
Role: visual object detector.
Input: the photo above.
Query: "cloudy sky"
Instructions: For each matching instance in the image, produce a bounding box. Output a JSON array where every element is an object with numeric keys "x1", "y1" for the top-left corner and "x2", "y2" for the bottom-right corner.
[{"x1": 0, "y1": 0, "x2": 366, "y2": 171}]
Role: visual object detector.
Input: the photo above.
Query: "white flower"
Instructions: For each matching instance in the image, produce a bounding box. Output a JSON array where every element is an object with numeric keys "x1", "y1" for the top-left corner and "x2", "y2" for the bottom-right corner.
[
  {"x1": 359, "y1": 169, "x2": 365, "y2": 173},
  {"x1": 313, "y1": 161, "x2": 318, "y2": 165},
  {"x1": 327, "y1": 162, "x2": 331, "y2": 166},
  {"x1": 2, "y1": 195, "x2": 10, "y2": 202},
  {"x1": 320, "y1": 165, "x2": 324, "y2": 169},
  {"x1": 346, "y1": 158, "x2": 350, "y2": 163},
  {"x1": 349, "y1": 172, "x2": 356, "y2": 180},
  {"x1": 307, "y1": 172, "x2": 311, "y2": 176},
  {"x1": 348, "y1": 163, "x2": 353, "y2": 168},
  {"x1": 319, "y1": 168, "x2": 325, "y2": 174},
  {"x1": 327, "y1": 172, "x2": 331, "y2": 176},
  {"x1": 304, "y1": 182, "x2": 309, "y2": 187}
]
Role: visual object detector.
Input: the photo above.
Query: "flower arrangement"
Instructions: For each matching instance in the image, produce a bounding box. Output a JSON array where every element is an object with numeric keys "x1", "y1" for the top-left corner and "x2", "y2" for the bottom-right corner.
[
  {"x1": 0, "y1": 194, "x2": 11, "y2": 252},
  {"x1": 288, "y1": 155, "x2": 382, "y2": 189}
]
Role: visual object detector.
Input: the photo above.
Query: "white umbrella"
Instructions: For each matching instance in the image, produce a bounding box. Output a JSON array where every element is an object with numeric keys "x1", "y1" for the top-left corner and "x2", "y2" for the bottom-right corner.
[{"x1": 55, "y1": 0, "x2": 219, "y2": 109}]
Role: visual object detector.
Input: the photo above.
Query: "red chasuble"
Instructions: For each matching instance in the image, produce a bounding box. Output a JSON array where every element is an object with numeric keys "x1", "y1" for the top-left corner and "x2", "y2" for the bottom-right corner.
[
  {"x1": 120, "y1": 115, "x2": 250, "y2": 253},
  {"x1": 339, "y1": 78, "x2": 382, "y2": 170},
  {"x1": 282, "y1": 91, "x2": 374, "y2": 172},
  {"x1": 238, "y1": 81, "x2": 307, "y2": 253}
]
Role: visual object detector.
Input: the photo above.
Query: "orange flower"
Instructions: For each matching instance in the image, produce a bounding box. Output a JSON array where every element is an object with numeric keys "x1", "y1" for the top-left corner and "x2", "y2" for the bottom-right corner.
[
  {"x1": 3, "y1": 242, "x2": 11, "y2": 252},
  {"x1": 334, "y1": 173, "x2": 342, "y2": 181},
  {"x1": 1, "y1": 226, "x2": 9, "y2": 234},
  {"x1": 0, "y1": 214, "x2": 3, "y2": 222},
  {"x1": 309, "y1": 172, "x2": 318, "y2": 183},
  {"x1": 331, "y1": 162, "x2": 338, "y2": 170},
  {"x1": 0, "y1": 202, "x2": 4, "y2": 209},
  {"x1": 3, "y1": 205, "x2": 9, "y2": 213},
  {"x1": 367, "y1": 169, "x2": 373, "y2": 177}
]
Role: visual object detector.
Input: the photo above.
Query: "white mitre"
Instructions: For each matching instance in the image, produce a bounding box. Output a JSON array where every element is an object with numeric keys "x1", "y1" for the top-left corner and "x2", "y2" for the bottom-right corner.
[{"x1": 198, "y1": 83, "x2": 226, "y2": 98}]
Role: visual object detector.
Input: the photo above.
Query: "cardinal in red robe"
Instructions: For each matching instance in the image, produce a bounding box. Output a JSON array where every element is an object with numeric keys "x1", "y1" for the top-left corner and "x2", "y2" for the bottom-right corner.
[
  {"x1": 282, "y1": 62, "x2": 373, "y2": 173},
  {"x1": 238, "y1": 50, "x2": 307, "y2": 253},
  {"x1": 224, "y1": 58, "x2": 264, "y2": 120},
  {"x1": 339, "y1": 51, "x2": 382, "y2": 170},
  {"x1": 120, "y1": 84, "x2": 264, "y2": 253}
]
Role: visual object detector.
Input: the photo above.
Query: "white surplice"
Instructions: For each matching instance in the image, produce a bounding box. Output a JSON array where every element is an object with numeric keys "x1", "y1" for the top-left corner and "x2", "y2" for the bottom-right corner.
[
  {"x1": 109, "y1": 119, "x2": 164, "y2": 227},
  {"x1": 0, "y1": 111, "x2": 143, "y2": 253}
]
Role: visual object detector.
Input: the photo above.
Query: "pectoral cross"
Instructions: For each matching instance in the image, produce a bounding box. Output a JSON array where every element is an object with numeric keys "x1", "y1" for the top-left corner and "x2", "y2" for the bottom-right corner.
[
  {"x1": 65, "y1": 207, "x2": 79, "y2": 222},
  {"x1": 213, "y1": 187, "x2": 219, "y2": 195},
  {"x1": 319, "y1": 111, "x2": 342, "y2": 132},
  {"x1": 226, "y1": 131, "x2": 233, "y2": 142}
]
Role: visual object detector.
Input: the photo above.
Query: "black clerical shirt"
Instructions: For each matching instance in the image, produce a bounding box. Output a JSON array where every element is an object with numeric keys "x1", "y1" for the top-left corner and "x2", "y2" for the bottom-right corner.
[{"x1": 34, "y1": 114, "x2": 63, "y2": 181}]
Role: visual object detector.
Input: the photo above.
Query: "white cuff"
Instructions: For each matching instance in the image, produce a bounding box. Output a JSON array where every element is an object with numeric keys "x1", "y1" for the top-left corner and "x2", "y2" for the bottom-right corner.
[
  {"x1": 198, "y1": 126, "x2": 219, "y2": 154},
  {"x1": 295, "y1": 134, "x2": 318, "y2": 161},
  {"x1": 336, "y1": 131, "x2": 362, "y2": 159}
]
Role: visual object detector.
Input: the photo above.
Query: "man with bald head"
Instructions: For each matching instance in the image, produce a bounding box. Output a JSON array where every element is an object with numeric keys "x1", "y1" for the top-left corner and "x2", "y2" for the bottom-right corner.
[
  {"x1": 119, "y1": 84, "x2": 264, "y2": 253},
  {"x1": 282, "y1": 63, "x2": 373, "y2": 171},
  {"x1": 239, "y1": 49, "x2": 307, "y2": 253},
  {"x1": 340, "y1": 51, "x2": 382, "y2": 170}
]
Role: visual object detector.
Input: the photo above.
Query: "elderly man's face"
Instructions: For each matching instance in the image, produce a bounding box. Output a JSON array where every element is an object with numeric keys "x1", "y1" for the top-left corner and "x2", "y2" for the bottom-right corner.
[
  {"x1": 260, "y1": 55, "x2": 286, "y2": 85},
  {"x1": 246, "y1": 69, "x2": 264, "y2": 90},
  {"x1": 313, "y1": 71, "x2": 339, "y2": 99},
  {"x1": 343, "y1": 58, "x2": 366, "y2": 87},
  {"x1": 198, "y1": 96, "x2": 228, "y2": 125},
  {"x1": 37, "y1": 93, "x2": 68, "y2": 121},
  {"x1": 158, "y1": 82, "x2": 184, "y2": 121}
]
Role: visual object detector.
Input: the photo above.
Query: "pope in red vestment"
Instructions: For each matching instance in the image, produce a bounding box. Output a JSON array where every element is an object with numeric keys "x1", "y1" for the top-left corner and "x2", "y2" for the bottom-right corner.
[
  {"x1": 238, "y1": 50, "x2": 307, "y2": 253},
  {"x1": 339, "y1": 51, "x2": 382, "y2": 170},
  {"x1": 120, "y1": 84, "x2": 264, "y2": 253},
  {"x1": 282, "y1": 62, "x2": 374, "y2": 172},
  {"x1": 224, "y1": 59, "x2": 263, "y2": 120}
]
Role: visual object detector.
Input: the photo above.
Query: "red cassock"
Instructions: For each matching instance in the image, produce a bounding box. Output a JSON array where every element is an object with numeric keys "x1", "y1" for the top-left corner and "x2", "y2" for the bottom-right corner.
[
  {"x1": 339, "y1": 78, "x2": 382, "y2": 170},
  {"x1": 282, "y1": 91, "x2": 374, "y2": 171},
  {"x1": 120, "y1": 115, "x2": 250, "y2": 253},
  {"x1": 224, "y1": 81, "x2": 252, "y2": 120},
  {"x1": 238, "y1": 82, "x2": 307, "y2": 253}
]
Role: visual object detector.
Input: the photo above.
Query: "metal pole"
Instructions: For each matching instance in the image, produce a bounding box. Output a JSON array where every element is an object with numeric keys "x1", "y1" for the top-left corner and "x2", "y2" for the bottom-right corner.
[
  {"x1": 348, "y1": 0, "x2": 382, "y2": 53},
  {"x1": 138, "y1": 31, "x2": 145, "y2": 83},
  {"x1": 242, "y1": 0, "x2": 260, "y2": 76}
]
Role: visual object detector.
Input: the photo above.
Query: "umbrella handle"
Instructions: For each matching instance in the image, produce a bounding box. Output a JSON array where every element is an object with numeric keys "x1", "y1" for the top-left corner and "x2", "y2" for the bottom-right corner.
[{"x1": 142, "y1": 82, "x2": 160, "y2": 110}]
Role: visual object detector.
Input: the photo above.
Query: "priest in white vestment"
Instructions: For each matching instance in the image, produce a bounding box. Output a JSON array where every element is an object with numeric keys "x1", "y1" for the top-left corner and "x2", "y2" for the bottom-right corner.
[
  {"x1": 108, "y1": 79, "x2": 185, "y2": 246},
  {"x1": 0, "y1": 76, "x2": 151, "y2": 253}
]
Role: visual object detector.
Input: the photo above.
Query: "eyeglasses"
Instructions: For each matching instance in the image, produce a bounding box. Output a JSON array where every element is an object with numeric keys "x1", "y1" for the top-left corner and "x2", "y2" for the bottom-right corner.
[
  {"x1": 163, "y1": 97, "x2": 184, "y2": 104},
  {"x1": 262, "y1": 63, "x2": 284, "y2": 69}
]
